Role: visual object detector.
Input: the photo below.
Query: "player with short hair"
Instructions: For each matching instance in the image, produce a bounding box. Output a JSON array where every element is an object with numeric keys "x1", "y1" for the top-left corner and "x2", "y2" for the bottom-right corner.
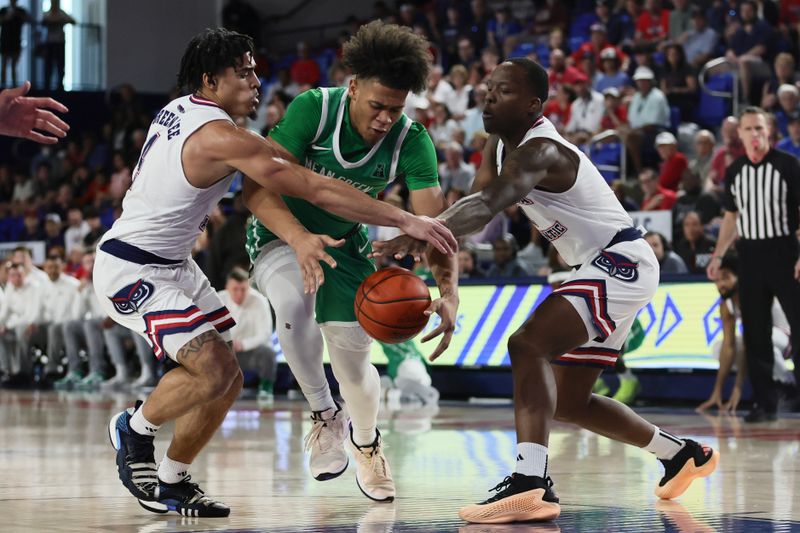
[
  {"x1": 95, "y1": 28, "x2": 455, "y2": 518},
  {"x1": 245, "y1": 20, "x2": 459, "y2": 502},
  {"x1": 373, "y1": 58, "x2": 718, "y2": 523}
]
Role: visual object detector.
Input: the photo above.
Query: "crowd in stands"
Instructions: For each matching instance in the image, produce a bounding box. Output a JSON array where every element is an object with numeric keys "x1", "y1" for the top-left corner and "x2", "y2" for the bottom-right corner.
[{"x1": 2, "y1": 0, "x2": 800, "y2": 387}]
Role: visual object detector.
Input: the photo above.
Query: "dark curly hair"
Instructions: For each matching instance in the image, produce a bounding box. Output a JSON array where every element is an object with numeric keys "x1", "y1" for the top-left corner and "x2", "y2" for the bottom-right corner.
[
  {"x1": 342, "y1": 20, "x2": 431, "y2": 93},
  {"x1": 177, "y1": 28, "x2": 254, "y2": 93}
]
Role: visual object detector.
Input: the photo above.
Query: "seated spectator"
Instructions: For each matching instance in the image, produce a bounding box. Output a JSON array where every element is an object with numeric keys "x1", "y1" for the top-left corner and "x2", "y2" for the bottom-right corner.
[
  {"x1": 594, "y1": 48, "x2": 631, "y2": 94},
  {"x1": 655, "y1": 131, "x2": 688, "y2": 191},
  {"x1": 690, "y1": 129, "x2": 715, "y2": 181},
  {"x1": 428, "y1": 102, "x2": 460, "y2": 149},
  {"x1": 600, "y1": 87, "x2": 628, "y2": 131},
  {"x1": 17, "y1": 210, "x2": 44, "y2": 242},
  {"x1": 543, "y1": 84, "x2": 574, "y2": 132},
  {"x1": 548, "y1": 49, "x2": 584, "y2": 97},
  {"x1": 626, "y1": 66, "x2": 670, "y2": 173},
  {"x1": 672, "y1": 169, "x2": 721, "y2": 235},
  {"x1": 486, "y1": 234, "x2": 531, "y2": 278},
  {"x1": 724, "y1": 0, "x2": 773, "y2": 104},
  {"x1": 218, "y1": 267, "x2": 277, "y2": 401},
  {"x1": 639, "y1": 167, "x2": 677, "y2": 210},
  {"x1": 635, "y1": 0, "x2": 670, "y2": 50},
  {"x1": 760, "y1": 53, "x2": 800, "y2": 111},
  {"x1": 774, "y1": 84, "x2": 799, "y2": 139},
  {"x1": 82, "y1": 206, "x2": 107, "y2": 249},
  {"x1": 108, "y1": 151, "x2": 131, "y2": 203},
  {"x1": 457, "y1": 246, "x2": 485, "y2": 279},
  {"x1": 426, "y1": 65, "x2": 455, "y2": 107},
  {"x1": 461, "y1": 83, "x2": 487, "y2": 144},
  {"x1": 290, "y1": 41, "x2": 321, "y2": 87},
  {"x1": 776, "y1": 112, "x2": 800, "y2": 159},
  {"x1": 607, "y1": 0, "x2": 640, "y2": 48},
  {"x1": 443, "y1": 64, "x2": 472, "y2": 121},
  {"x1": 708, "y1": 116, "x2": 745, "y2": 194},
  {"x1": 668, "y1": 0, "x2": 692, "y2": 41},
  {"x1": 565, "y1": 73, "x2": 605, "y2": 144},
  {"x1": 0, "y1": 263, "x2": 42, "y2": 384},
  {"x1": 10, "y1": 245, "x2": 48, "y2": 286},
  {"x1": 486, "y1": 6, "x2": 522, "y2": 54},
  {"x1": 468, "y1": 131, "x2": 488, "y2": 169},
  {"x1": 43, "y1": 213, "x2": 64, "y2": 252},
  {"x1": 611, "y1": 179, "x2": 639, "y2": 211},
  {"x1": 39, "y1": 255, "x2": 80, "y2": 379},
  {"x1": 660, "y1": 43, "x2": 697, "y2": 122},
  {"x1": 679, "y1": 7, "x2": 719, "y2": 69},
  {"x1": 572, "y1": 23, "x2": 627, "y2": 74},
  {"x1": 438, "y1": 142, "x2": 475, "y2": 204},
  {"x1": 645, "y1": 231, "x2": 689, "y2": 273},
  {"x1": 529, "y1": 0, "x2": 568, "y2": 38},
  {"x1": 12, "y1": 172, "x2": 35, "y2": 204},
  {"x1": 63, "y1": 206, "x2": 89, "y2": 256},
  {"x1": 674, "y1": 211, "x2": 716, "y2": 274},
  {"x1": 518, "y1": 227, "x2": 549, "y2": 275}
]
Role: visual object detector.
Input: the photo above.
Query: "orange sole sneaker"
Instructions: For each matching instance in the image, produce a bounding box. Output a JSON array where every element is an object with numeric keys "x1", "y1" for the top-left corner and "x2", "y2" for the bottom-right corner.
[
  {"x1": 655, "y1": 447, "x2": 720, "y2": 500},
  {"x1": 458, "y1": 488, "x2": 562, "y2": 524}
]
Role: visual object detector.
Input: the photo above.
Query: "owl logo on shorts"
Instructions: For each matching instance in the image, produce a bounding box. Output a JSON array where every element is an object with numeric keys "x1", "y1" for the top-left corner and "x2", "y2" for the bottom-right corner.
[
  {"x1": 592, "y1": 251, "x2": 639, "y2": 282},
  {"x1": 110, "y1": 279, "x2": 154, "y2": 315}
]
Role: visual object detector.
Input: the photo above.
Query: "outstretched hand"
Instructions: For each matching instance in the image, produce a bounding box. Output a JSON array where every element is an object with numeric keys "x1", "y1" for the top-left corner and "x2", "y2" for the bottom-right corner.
[
  {"x1": 420, "y1": 294, "x2": 458, "y2": 361},
  {"x1": 398, "y1": 215, "x2": 457, "y2": 256},
  {"x1": 288, "y1": 232, "x2": 345, "y2": 294},
  {"x1": 0, "y1": 81, "x2": 69, "y2": 144},
  {"x1": 369, "y1": 234, "x2": 429, "y2": 262}
]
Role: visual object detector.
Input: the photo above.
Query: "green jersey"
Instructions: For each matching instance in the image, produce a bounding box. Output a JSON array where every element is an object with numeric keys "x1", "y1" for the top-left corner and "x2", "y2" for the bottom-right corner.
[{"x1": 245, "y1": 87, "x2": 439, "y2": 262}]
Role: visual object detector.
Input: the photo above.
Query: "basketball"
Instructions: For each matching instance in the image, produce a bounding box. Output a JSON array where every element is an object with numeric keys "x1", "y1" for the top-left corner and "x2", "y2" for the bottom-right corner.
[{"x1": 355, "y1": 267, "x2": 431, "y2": 343}]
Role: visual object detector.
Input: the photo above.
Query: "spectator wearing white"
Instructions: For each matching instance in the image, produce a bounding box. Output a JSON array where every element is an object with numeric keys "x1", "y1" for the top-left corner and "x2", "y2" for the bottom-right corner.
[
  {"x1": 425, "y1": 65, "x2": 454, "y2": 107},
  {"x1": 565, "y1": 72, "x2": 605, "y2": 145},
  {"x1": 63, "y1": 206, "x2": 90, "y2": 256},
  {"x1": 438, "y1": 142, "x2": 475, "y2": 204},
  {"x1": 428, "y1": 102, "x2": 460, "y2": 149},
  {"x1": 40, "y1": 255, "x2": 79, "y2": 375},
  {"x1": 461, "y1": 83, "x2": 487, "y2": 145},
  {"x1": 59, "y1": 251, "x2": 107, "y2": 389},
  {"x1": 0, "y1": 263, "x2": 42, "y2": 380},
  {"x1": 217, "y1": 267, "x2": 276, "y2": 401},
  {"x1": 690, "y1": 129, "x2": 715, "y2": 185},
  {"x1": 444, "y1": 65, "x2": 472, "y2": 121},
  {"x1": 626, "y1": 66, "x2": 670, "y2": 173},
  {"x1": 679, "y1": 7, "x2": 719, "y2": 69},
  {"x1": 10, "y1": 245, "x2": 48, "y2": 286}
]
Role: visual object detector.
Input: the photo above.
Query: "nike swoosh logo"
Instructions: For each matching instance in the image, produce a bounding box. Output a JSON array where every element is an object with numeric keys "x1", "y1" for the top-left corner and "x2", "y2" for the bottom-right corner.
[
  {"x1": 311, "y1": 144, "x2": 330, "y2": 151},
  {"x1": 358, "y1": 240, "x2": 370, "y2": 254}
]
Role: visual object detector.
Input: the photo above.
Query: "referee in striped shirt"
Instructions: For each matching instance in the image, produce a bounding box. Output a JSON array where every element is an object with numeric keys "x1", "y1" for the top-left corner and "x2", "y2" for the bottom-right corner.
[{"x1": 708, "y1": 107, "x2": 800, "y2": 422}]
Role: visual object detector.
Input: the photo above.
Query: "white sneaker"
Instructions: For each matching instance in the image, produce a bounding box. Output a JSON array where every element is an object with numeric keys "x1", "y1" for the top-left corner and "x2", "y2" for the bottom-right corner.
[
  {"x1": 348, "y1": 427, "x2": 395, "y2": 502},
  {"x1": 304, "y1": 402, "x2": 349, "y2": 480}
]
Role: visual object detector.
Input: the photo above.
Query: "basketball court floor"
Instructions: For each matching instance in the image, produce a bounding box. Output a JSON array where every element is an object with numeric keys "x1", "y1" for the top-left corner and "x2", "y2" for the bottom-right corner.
[{"x1": 1, "y1": 391, "x2": 799, "y2": 532}]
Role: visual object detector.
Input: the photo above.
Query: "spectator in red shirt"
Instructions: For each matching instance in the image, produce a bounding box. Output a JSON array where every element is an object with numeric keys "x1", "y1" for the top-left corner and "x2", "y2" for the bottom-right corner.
[
  {"x1": 571, "y1": 23, "x2": 627, "y2": 73},
  {"x1": 640, "y1": 167, "x2": 677, "y2": 210},
  {"x1": 600, "y1": 87, "x2": 628, "y2": 130},
  {"x1": 548, "y1": 48, "x2": 584, "y2": 97},
  {"x1": 655, "y1": 131, "x2": 688, "y2": 191},
  {"x1": 543, "y1": 84, "x2": 574, "y2": 133},
  {"x1": 290, "y1": 41, "x2": 320, "y2": 87},
  {"x1": 635, "y1": 0, "x2": 670, "y2": 49},
  {"x1": 708, "y1": 116, "x2": 745, "y2": 194}
]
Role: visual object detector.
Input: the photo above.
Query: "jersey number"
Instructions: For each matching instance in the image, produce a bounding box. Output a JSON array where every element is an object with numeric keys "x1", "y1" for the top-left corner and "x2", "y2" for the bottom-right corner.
[{"x1": 131, "y1": 132, "x2": 161, "y2": 186}]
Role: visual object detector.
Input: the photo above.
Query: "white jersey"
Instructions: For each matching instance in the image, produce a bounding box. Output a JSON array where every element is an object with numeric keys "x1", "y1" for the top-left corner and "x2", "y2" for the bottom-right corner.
[
  {"x1": 100, "y1": 94, "x2": 235, "y2": 261},
  {"x1": 496, "y1": 117, "x2": 632, "y2": 266}
]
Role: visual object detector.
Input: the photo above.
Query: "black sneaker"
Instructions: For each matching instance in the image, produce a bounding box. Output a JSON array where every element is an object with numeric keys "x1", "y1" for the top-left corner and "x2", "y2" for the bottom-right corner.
[
  {"x1": 744, "y1": 406, "x2": 778, "y2": 423},
  {"x1": 107, "y1": 400, "x2": 158, "y2": 501},
  {"x1": 139, "y1": 476, "x2": 230, "y2": 517},
  {"x1": 458, "y1": 474, "x2": 560, "y2": 523},
  {"x1": 655, "y1": 439, "x2": 719, "y2": 499}
]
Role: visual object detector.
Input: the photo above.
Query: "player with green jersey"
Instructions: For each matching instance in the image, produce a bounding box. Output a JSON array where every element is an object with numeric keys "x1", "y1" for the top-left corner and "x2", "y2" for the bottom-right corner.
[{"x1": 243, "y1": 21, "x2": 459, "y2": 502}]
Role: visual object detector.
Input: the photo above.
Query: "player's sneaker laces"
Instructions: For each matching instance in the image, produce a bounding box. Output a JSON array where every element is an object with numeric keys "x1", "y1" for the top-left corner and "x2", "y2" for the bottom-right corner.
[
  {"x1": 303, "y1": 402, "x2": 349, "y2": 480},
  {"x1": 139, "y1": 475, "x2": 230, "y2": 517},
  {"x1": 458, "y1": 474, "x2": 561, "y2": 524},
  {"x1": 655, "y1": 439, "x2": 719, "y2": 499},
  {"x1": 107, "y1": 400, "x2": 158, "y2": 501},
  {"x1": 348, "y1": 426, "x2": 395, "y2": 502}
]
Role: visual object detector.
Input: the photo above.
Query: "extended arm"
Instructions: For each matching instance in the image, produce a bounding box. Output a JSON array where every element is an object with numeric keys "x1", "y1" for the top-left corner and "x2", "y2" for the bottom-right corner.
[
  {"x1": 698, "y1": 301, "x2": 737, "y2": 412},
  {"x1": 706, "y1": 210, "x2": 738, "y2": 279}
]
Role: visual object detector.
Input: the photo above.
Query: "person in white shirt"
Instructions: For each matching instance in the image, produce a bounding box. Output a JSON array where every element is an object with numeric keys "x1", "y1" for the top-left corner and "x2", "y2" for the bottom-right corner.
[
  {"x1": 425, "y1": 65, "x2": 455, "y2": 107},
  {"x1": 438, "y1": 141, "x2": 476, "y2": 204},
  {"x1": 565, "y1": 75, "x2": 605, "y2": 145},
  {"x1": 62, "y1": 207, "x2": 90, "y2": 256},
  {"x1": 217, "y1": 267, "x2": 276, "y2": 401},
  {"x1": 0, "y1": 263, "x2": 42, "y2": 382},
  {"x1": 38, "y1": 254, "x2": 80, "y2": 377},
  {"x1": 10, "y1": 246, "x2": 48, "y2": 286}
]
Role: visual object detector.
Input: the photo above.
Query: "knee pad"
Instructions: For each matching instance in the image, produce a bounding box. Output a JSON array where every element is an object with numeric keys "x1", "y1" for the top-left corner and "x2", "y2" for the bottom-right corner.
[{"x1": 320, "y1": 324, "x2": 373, "y2": 352}]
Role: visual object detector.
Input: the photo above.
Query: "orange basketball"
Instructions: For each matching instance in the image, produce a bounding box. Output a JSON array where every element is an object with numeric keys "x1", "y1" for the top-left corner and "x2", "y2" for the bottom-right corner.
[{"x1": 355, "y1": 267, "x2": 431, "y2": 344}]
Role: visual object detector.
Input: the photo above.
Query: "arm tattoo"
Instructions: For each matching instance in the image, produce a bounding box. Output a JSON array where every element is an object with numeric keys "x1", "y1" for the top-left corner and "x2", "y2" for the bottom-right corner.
[{"x1": 176, "y1": 330, "x2": 225, "y2": 364}]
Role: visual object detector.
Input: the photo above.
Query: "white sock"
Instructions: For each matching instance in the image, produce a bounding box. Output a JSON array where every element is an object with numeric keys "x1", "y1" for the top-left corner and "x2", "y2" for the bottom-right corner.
[
  {"x1": 644, "y1": 426, "x2": 685, "y2": 460},
  {"x1": 129, "y1": 406, "x2": 160, "y2": 437},
  {"x1": 515, "y1": 442, "x2": 548, "y2": 478},
  {"x1": 158, "y1": 454, "x2": 191, "y2": 484}
]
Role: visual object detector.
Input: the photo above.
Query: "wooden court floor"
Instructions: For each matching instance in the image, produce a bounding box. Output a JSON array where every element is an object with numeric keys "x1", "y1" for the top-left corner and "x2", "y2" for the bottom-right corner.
[{"x1": 1, "y1": 390, "x2": 799, "y2": 532}]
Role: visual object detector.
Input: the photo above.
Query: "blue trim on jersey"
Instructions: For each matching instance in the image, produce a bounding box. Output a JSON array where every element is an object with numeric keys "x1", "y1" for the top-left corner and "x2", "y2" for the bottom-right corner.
[{"x1": 100, "y1": 239, "x2": 183, "y2": 266}]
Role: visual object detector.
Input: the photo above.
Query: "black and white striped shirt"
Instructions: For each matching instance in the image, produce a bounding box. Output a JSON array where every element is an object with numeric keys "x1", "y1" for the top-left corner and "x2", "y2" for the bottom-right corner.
[{"x1": 723, "y1": 149, "x2": 800, "y2": 240}]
